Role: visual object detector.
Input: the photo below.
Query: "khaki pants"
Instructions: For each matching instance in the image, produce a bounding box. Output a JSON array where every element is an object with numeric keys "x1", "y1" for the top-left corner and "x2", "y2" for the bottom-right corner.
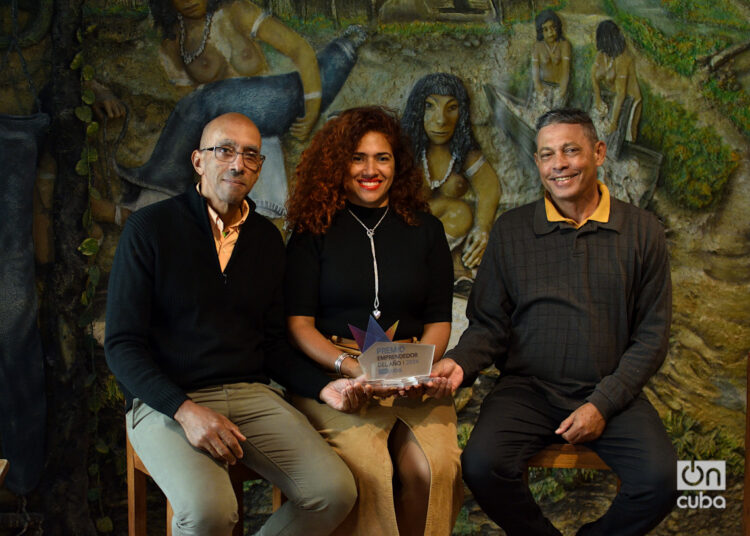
[
  {"x1": 293, "y1": 394, "x2": 463, "y2": 536},
  {"x1": 127, "y1": 382, "x2": 356, "y2": 536}
]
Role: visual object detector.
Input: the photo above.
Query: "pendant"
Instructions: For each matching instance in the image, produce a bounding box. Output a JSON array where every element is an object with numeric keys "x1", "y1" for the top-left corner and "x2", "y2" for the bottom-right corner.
[{"x1": 373, "y1": 309, "x2": 381, "y2": 320}]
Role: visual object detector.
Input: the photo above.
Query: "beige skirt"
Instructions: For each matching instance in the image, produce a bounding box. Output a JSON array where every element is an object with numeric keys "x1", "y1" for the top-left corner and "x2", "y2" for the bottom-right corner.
[{"x1": 292, "y1": 394, "x2": 463, "y2": 536}]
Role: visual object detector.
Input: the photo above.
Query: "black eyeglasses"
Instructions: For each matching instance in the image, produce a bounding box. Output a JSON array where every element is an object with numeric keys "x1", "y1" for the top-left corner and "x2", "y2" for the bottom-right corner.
[{"x1": 200, "y1": 146, "x2": 266, "y2": 171}]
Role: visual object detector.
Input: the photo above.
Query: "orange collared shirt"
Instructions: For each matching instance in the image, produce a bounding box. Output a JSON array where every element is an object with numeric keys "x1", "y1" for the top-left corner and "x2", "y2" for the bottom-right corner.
[
  {"x1": 196, "y1": 184, "x2": 249, "y2": 271},
  {"x1": 544, "y1": 181, "x2": 611, "y2": 229}
]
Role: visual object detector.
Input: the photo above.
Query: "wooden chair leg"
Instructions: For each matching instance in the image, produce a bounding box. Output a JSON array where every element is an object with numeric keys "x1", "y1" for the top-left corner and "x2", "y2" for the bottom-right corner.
[
  {"x1": 166, "y1": 501, "x2": 174, "y2": 536},
  {"x1": 127, "y1": 437, "x2": 147, "y2": 536},
  {"x1": 272, "y1": 486, "x2": 285, "y2": 511}
]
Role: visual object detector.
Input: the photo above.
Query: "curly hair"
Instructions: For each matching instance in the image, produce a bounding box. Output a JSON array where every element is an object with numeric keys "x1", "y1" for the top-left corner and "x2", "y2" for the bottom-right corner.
[
  {"x1": 535, "y1": 9, "x2": 563, "y2": 42},
  {"x1": 401, "y1": 73, "x2": 478, "y2": 174},
  {"x1": 286, "y1": 106, "x2": 428, "y2": 234},
  {"x1": 149, "y1": 0, "x2": 226, "y2": 40},
  {"x1": 596, "y1": 20, "x2": 626, "y2": 58}
]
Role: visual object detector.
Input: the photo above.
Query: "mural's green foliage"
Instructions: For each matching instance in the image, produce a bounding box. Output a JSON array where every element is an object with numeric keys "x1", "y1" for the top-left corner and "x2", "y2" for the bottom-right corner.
[
  {"x1": 457, "y1": 422, "x2": 474, "y2": 450},
  {"x1": 603, "y1": 0, "x2": 732, "y2": 77},
  {"x1": 640, "y1": 86, "x2": 737, "y2": 209},
  {"x1": 568, "y1": 44, "x2": 596, "y2": 110},
  {"x1": 603, "y1": 0, "x2": 750, "y2": 139},
  {"x1": 529, "y1": 467, "x2": 600, "y2": 503},
  {"x1": 503, "y1": 0, "x2": 566, "y2": 25},
  {"x1": 702, "y1": 77, "x2": 750, "y2": 139},
  {"x1": 282, "y1": 15, "x2": 341, "y2": 36},
  {"x1": 664, "y1": 410, "x2": 744, "y2": 475},
  {"x1": 282, "y1": 15, "x2": 510, "y2": 39},
  {"x1": 505, "y1": 60, "x2": 529, "y2": 99},
  {"x1": 452, "y1": 507, "x2": 479, "y2": 535},
  {"x1": 661, "y1": 0, "x2": 750, "y2": 31}
]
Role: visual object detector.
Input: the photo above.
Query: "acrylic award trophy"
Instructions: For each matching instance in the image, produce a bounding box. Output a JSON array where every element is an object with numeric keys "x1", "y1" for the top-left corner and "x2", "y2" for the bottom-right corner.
[{"x1": 349, "y1": 316, "x2": 435, "y2": 387}]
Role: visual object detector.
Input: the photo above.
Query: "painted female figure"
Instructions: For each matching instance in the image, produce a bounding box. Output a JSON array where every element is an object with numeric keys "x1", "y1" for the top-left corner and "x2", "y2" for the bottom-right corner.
[
  {"x1": 592, "y1": 19, "x2": 642, "y2": 143},
  {"x1": 402, "y1": 73, "x2": 500, "y2": 269},
  {"x1": 153, "y1": 0, "x2": 322, "y2": 139},
  {"x1": 531, "y1": 9, "x2": 571, "y2": 110}
]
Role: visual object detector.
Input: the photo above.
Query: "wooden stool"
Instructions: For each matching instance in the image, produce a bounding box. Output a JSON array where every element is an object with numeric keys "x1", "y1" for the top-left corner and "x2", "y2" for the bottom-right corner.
[
  {"x1": 127, "y1": 435, "x2": 284, "y2": 536},
  {"x1": 526, "y1": 443, "x2": 621, "y2": 491},
  {"x1": 0, "y1": 459, "x2": 8, "y2": 487}
]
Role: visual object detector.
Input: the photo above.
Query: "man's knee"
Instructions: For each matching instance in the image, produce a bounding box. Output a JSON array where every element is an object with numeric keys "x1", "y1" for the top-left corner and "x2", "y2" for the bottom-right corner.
[
  {"x1": 172, "y1": 491, "x2": 238, "y2": 536},
  {"x1": 461, "y1": 436, "x2": 524, "y2": 494},
  {"x1": 295, "y1": 462, "x2": 357, "y2": 522},
  {"x1": 320, "y1": 469, "x2": 357, "y2": 518},
  {"x1": 634, "y1": 449, "x2": 678, "y2": 508}
]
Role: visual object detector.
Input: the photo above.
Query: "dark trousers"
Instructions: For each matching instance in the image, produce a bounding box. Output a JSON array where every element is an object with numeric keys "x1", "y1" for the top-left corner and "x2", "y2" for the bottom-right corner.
[{"x1": 462, "y1": 379, "x2": 677, "y2": 536}]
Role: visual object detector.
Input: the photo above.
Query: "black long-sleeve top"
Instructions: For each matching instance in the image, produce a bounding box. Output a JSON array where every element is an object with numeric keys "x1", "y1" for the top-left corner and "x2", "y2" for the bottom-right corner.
[
  {"x1": 446, "y1": 197, "x2": 672, "y2": 420},
  {"x1": 104, "y1": 187, "x2": 330, "y2": 417},
  {"x1": 285, "y1": 203, "x2": 453, "y2": 340}
]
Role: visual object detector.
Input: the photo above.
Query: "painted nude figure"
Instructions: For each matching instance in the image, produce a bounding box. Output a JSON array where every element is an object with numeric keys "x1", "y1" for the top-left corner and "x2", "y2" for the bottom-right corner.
[
  {"x1": 154, "y1": 0, "x2": 322, "y2": 139},
  {"x1": 591, "y1": 20, "x2": 642, "y2": 142},
  {"x1": 402, "y1": 73, "x2": 500, "y2": 270},
  {"x1": 531, "y1": 9, "x2": 571, "y2": 111}
]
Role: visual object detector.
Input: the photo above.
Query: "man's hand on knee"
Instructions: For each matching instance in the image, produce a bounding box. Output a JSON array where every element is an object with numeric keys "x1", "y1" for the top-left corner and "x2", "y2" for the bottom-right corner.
[
  {"x1": 555, "y1": 402, "x2": 606, "y2": 444},
  {"x1": 174, "y1": 400, "x2": 246, "y2": 464}
]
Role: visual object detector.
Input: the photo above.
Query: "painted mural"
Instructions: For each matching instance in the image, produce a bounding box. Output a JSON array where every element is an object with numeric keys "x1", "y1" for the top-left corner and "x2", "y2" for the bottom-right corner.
[{"x1": 0, "y1": 0, "x2": 748, "y2": 533}]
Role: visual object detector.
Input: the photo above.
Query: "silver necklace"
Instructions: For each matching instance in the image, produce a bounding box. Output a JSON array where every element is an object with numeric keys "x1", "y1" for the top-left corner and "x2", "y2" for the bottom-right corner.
[
  {"x1": 423, "y1": 151, "x2": 456, "y2": 190},
  {"x1": 178, "y1": 11, "x2": 214, "y2": 65},
  {"x1": 348, "y1": 206, "x2": 389, "y2": 320}
]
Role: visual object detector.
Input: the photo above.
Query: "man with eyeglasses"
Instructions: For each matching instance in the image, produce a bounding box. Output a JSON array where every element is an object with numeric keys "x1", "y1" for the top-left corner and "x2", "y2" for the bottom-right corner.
[{"x1": 105, "y1": 113, "x2": 370, "y2": 536}]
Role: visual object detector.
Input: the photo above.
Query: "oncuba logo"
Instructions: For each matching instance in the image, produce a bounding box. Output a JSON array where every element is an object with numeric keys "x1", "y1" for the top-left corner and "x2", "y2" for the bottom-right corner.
[{"x1": 676, "y1": 461, "x2": 726, "y2": 509}]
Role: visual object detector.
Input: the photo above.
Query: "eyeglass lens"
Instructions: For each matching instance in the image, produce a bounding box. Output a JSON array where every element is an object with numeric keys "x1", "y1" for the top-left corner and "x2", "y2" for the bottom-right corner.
[{"x1": 214, "y1": 147, "x2": 263, "y2": 169}]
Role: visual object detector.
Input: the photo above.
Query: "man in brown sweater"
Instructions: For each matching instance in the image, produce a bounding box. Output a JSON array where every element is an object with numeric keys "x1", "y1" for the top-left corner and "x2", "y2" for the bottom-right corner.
[{"x1": 433, "y1": 109, "x2": 677, "y2": 535}]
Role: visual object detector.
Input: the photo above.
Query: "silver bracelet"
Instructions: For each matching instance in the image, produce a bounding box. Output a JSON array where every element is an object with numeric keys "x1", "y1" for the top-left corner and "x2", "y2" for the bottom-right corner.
[
  {"x1": 304, "y1": 91, "x2": 322, "y2": 101},
  {"x1": 334, "y1": 352, "x2": 352, "y2": 376}
]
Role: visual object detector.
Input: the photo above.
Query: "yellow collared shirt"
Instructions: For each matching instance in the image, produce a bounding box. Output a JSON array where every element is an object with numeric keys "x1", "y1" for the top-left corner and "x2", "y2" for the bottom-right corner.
[
  {"x1": 544, "y1": 181, "x2": 611, "y2": 229},
  {"x1": 196, "y1": 184, "x2": 249, "y2": 271}
]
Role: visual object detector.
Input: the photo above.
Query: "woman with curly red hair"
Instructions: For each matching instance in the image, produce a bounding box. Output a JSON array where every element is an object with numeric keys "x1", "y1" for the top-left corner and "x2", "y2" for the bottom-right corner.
[{"x1": 285, "y1": 106, "x2": 463, "y2": 536}]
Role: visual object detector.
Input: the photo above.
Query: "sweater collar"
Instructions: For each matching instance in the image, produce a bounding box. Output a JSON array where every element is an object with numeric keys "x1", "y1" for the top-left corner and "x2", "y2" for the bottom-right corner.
[{"x1": 187, "y1": 185, "x2": 257, "y2": 234}]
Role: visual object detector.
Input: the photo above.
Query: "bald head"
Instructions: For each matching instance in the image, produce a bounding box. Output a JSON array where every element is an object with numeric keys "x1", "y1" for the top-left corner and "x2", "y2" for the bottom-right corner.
[{"x1": 199, "y1": 113, "x2": 261, "y2": 150}]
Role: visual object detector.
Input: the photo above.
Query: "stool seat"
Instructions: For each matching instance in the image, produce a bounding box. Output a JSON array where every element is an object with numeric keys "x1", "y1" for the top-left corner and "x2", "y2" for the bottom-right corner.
[
  {"x1": 528, "y1": 443, "x2": 612, "y2": 470},
  {"x1": 526, "y1": 443, "x2": 620, "y2": 491},
  {"x1": 127, "y1": 434, "x2": 283, "y2": 536}
]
